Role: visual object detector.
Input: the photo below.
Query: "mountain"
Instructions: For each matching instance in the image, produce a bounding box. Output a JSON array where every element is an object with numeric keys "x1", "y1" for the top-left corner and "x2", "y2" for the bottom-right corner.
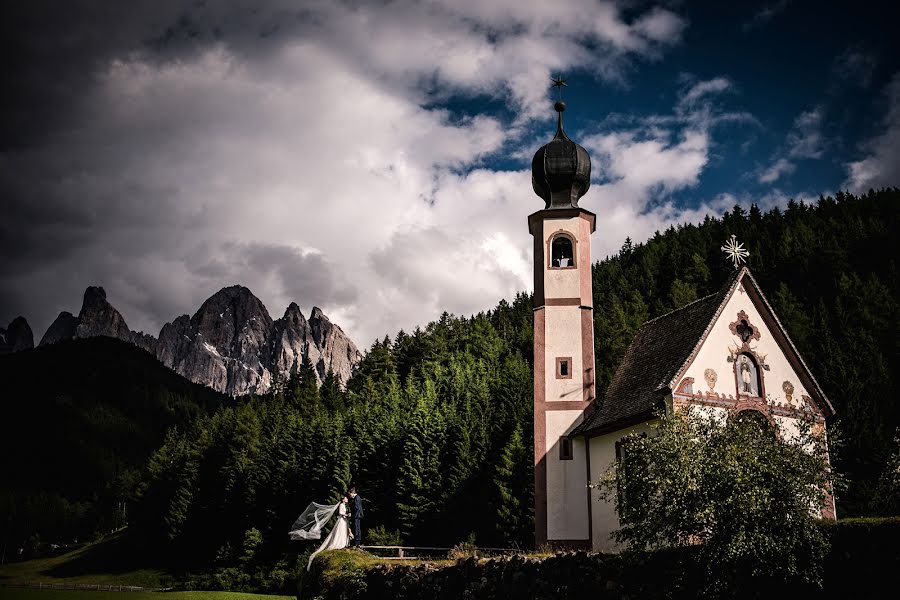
[
  {"x1": 0, "y1": 316, "x2": 34, "y2": 353},
  {"x1": 32, "y1": 285, "x2": 361, "y2": 396}
]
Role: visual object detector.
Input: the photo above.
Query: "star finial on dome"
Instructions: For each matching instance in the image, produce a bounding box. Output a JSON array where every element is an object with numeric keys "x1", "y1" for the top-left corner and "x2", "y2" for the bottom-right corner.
[
  {"x1": 721, "y1": 234, "x2": 750, "y2": 269},
  {"x1": 551, "y1": 75, "x2": 568, "y2": 94}
]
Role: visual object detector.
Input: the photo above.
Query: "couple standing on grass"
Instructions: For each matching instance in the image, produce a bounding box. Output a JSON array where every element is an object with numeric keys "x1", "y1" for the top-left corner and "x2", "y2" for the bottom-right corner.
[{"x1": 288, "y1": 486, "x2": 363, "y2": 570}]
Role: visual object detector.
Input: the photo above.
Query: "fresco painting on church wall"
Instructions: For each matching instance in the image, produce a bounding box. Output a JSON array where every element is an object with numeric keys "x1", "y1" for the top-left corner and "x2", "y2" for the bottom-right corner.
[
  {"x1": 783, "y1": 380, "x2": 794, "y2": 403},
  {"x1": 704, "y1": 368, "x2": 717, "y2": 391},
  {"x1": 736, "y1": 354, "x2": 760, "y2": 396},
  {"x1": 675, "y1": 279, "x2": 821, "y2": 424}
]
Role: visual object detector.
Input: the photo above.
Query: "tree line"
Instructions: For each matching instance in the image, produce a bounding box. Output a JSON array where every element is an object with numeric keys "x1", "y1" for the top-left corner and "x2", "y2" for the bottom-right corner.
[
  {"x1": 2, "y1": 189, "x2": 896, "y2": 587},
  {"x1": 133, "y1": 188, "x2": 899, "y2": 580}
]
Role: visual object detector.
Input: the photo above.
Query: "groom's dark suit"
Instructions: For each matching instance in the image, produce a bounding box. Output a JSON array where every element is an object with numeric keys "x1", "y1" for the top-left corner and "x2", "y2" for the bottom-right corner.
[{"x1": 351, "y1": 494, "x2": 363, "y2": 547}]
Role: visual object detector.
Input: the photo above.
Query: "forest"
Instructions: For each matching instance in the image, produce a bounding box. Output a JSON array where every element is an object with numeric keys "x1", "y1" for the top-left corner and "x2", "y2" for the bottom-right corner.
[{"x1": 2, "y1": 189, "x2": 897, "y2": 589}]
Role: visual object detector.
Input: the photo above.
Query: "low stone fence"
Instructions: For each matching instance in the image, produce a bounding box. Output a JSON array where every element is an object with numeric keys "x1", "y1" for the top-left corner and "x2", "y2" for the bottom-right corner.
[{"x1": 302, "y1": 518, "x2": 900, "y2": 600}]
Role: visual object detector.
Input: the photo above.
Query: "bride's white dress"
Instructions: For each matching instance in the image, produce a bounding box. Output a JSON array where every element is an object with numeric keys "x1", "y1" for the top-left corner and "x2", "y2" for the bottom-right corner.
[{"x1": 307, "y1": 502, "x2": 351, "y2": 570}]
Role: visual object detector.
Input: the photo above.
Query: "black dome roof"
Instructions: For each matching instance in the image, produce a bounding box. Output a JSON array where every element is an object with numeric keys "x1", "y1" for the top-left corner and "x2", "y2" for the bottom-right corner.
[{"x1": 531, "y1": 101, "x2": 591, "y2": 209}]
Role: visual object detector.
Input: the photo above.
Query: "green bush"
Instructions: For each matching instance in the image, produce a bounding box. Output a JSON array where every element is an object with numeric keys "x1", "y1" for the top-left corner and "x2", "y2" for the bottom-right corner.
[
  {"x1": 597, "y1": 407, "x2": 834, "y2": 595},
  {"x1": 365, "y1": 525, "x2": 402, "y2": 546}
]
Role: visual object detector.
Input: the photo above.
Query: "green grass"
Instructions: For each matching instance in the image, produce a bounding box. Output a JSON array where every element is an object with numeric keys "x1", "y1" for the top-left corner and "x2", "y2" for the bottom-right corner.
[
  {"x1": 0, "y1": 533, "x2": 171, "y2": 588},
  {"x1": 0, "y1": 590, "x2": 292, "y2": 600}
]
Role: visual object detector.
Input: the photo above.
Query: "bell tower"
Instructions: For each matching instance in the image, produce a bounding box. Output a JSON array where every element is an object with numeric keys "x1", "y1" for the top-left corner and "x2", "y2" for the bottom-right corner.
[{"x1": 529, "y1": 85, "x2": 596, "y2": 549}]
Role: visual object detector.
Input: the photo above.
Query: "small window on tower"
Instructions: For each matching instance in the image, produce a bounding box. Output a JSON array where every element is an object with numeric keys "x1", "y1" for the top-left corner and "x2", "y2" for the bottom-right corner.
[
  {"x1": 556, "y1": 357, "x2": 572, "y2": 379},
  {"x1": 559, "y1": 436, "x2": 573, "y2": 460},
  {"x1": 551, "y1": 234, "x2": 575, "y2": 268}
]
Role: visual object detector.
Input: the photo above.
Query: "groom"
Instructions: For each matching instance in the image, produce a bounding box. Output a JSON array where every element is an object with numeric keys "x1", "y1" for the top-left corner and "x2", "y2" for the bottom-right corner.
[{"x1": 349, "y1": 486, "x2": 363, "y2": 547}]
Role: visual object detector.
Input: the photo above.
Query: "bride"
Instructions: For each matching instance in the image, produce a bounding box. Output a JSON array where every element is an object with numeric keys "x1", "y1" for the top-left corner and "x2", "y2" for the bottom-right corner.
[{"x1": 289, "y1": 495, "x2": 352, "y2": 570}]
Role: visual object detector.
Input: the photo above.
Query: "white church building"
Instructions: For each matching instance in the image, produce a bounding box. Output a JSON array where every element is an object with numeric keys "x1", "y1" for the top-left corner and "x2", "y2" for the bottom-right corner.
[{"x1": 529, "y1": 96, "x2": 836, "y2": 552}]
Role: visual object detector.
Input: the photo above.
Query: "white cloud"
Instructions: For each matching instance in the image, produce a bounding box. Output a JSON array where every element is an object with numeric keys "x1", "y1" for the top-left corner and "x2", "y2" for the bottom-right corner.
[
  {"x1": 787, "y1": 105, "x2": 826, "y2": 159},
  {"x1": 751, "y1": 104, "x2": 826, "y2": 186},
  {"x1": 757, "y1": 157, "x2": 796, "y2": 184},
  {"x1": 677, "y1": 77, "x2": 733, "y2": 110},
  {"x1": 845, "y1": 74, "x2": 900, "y2": 192},
  {"x1": 2, "y1": 2, "x2": 695, "y2": 348}
]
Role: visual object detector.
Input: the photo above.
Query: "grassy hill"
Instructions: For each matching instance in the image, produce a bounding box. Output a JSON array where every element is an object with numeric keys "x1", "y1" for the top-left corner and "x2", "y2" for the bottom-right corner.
[
  {"x1": 0, "y1": 337, "x2": 228, "y2": 558},
  {"x1": 0, "y1": 531, "x2": 170, "y2": 588}
]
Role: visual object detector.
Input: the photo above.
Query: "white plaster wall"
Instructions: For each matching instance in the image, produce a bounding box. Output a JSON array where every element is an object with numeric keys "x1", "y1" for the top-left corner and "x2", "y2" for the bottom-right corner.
[
  {"x1": 544, "y1": 305, "x2": 583, "y2": 402},
  {"x1": 546, "y1": 410, "x2": 589, "y2": 540},
  {"x1": 587, "y1": 421, "x2": 657, "y2": 552},
  {"x1": 678, "y1": 284, "x2": 825, "y2": 459},
  {"x1": 542, "y1": 218, "x2": 581, "y2": 299},
  {"x1": 681, "y1": 289, "x2": 813, "y2": 410}
]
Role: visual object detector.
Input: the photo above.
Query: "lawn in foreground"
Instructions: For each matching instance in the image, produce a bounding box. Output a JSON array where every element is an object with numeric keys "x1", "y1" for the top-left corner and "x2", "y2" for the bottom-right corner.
[
  {"x1": 0, "y1": 533, "x2": 170, "y2": 588},
  {"x1": 0, "y1": 590, "x2": 292, "y2": 600}
]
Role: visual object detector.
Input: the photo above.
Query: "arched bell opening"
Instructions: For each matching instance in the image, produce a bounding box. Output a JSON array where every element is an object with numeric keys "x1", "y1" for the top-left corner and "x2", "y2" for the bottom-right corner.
[{"x1": 549, "y1": 233, "x2": 576, "y2": 268}]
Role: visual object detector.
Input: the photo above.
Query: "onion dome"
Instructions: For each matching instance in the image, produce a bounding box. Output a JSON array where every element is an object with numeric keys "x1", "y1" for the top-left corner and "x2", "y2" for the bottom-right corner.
[{"x1": 531, "y1": 100, "x2": 591, "y2": 209}]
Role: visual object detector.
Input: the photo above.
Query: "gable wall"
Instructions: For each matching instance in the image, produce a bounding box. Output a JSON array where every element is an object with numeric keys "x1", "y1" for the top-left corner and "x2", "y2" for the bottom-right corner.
[{"x1": 678, "y1": 280, "x2": 816, "y2": 417}]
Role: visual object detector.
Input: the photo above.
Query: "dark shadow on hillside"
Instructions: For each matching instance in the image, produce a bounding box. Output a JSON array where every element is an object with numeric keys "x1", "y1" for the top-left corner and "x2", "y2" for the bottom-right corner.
[{"x1": 45, "y1": 531, "x2": 169, "y2": 578}]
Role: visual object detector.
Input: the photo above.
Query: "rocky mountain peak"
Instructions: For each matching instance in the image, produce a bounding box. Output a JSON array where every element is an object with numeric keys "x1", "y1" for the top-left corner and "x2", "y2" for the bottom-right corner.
[
  {"x1": 40, "y1": 311, "x2": 79, "y2": 346},
  {"x1": 191, "y1": 285, "x2": 274, "y2": 352},
  {"x1": 75, "y1": 286, "x2": 132, "y2": 341},
  {"x1": 282, "y1": 302, "x2": 306, "y2": 323},
  {"x1": 28, "y1": 284, "x2": 361, "y2": 396},
  {"x1": 0, "y1": 316, "x2": 34, "y2": 353},
  {"x1": 307, "y1": 306, "x2": 361, "y2": 384}
]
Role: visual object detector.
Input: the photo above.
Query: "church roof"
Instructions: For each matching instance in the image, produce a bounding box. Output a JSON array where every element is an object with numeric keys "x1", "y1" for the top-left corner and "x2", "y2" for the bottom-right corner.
[{"x1": 573, "y1": 268, "x2": 833, "y2": 437}]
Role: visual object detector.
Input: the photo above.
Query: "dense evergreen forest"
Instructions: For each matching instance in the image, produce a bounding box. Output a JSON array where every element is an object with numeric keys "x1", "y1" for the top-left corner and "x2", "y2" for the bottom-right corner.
[
  {"x1": 131, "y1": 189, "x2": 899, "y2": 580},
  {"x1": 2, "y1": 190, "x2": 897, "y2": 587}
]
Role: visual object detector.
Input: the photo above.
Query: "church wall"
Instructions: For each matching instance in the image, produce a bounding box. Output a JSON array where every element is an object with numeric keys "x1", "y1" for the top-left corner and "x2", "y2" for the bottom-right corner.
[
  {"x1": 587, "y1": 420, "x2": 657, "y2": 552},
  {"x1": 545, "y1": 410, "x2": 590, "y2": 541},
  {"x1": 543, "y1": 305, "x2": 584, "y2": 402},
  {"x1": 532, "y1": 210, "x2": 596, "y2": 548},
  {"x1": 679, "y1": 284, "x2": 815, "y2": 416},
  {"x1": 541, "y1": 219, "x2": 583, "y2": 301},
  {"x1": 674, "y1": 278, "x2": 835, "y2": 518}
]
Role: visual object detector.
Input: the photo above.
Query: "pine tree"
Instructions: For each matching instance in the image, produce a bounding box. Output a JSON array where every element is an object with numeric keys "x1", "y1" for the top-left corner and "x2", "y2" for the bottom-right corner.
[{"x1": 493, "y1": 425, "x2": 532, "y2": 547}]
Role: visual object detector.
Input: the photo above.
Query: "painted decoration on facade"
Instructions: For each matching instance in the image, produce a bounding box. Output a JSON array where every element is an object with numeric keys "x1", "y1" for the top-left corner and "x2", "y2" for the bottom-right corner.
[
  {"x1": 729, "y1": 310, "x2": 761, "y2": 344},
  {"x1": 704, "y1": 368, "x2": 717, "y2": 391},
  {"x1": 782, "y1": 380, "x2": 794, "y2": 403},
  {"x1": 736, "y1": 354, "x2": 760, "y2": 397}
]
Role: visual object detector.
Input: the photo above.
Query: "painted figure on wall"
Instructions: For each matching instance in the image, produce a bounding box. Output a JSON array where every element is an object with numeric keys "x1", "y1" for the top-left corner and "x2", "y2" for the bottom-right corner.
[{"x1": 737, "y1": 354, "x2": 759, "y2": 396}]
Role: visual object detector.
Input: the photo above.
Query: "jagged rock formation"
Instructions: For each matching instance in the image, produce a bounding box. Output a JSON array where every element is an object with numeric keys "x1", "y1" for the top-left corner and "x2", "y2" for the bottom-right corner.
[
  {"x1": 40, "y1": 312, "x2": 78, "y2": 346},
  {"x1": 309, "y1": 307, "x2": 361, "y2": 383},
  {"x1": 0, "y1": 316, "x2": 34, "y2": 353},
  {"x1": 75, "y1": 287, "x2": 132, "y2": 341},
  {"x1": 157, "y1": 286, "x2": 276, "y2": 396},
  {"x1": 31, "y1": 285, "x2": 361, "y2": 396}
]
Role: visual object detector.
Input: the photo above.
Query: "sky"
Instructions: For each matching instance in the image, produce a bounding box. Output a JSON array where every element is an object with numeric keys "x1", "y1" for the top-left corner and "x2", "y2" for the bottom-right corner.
[{"x1": 2, "y1": 0, "x2": 898, "y2": 349}]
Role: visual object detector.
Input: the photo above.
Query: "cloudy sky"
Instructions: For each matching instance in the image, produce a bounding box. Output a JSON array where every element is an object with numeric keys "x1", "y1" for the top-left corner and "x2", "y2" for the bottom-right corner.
[{"x1": 2, "y1": 1, "x2": 898, "y2": 348}]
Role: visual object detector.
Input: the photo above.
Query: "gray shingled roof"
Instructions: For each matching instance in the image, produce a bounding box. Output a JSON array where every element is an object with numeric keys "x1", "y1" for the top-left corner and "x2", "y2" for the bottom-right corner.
[{"x1": 574, "y1": 270, "x2": 741, "y2": 436}]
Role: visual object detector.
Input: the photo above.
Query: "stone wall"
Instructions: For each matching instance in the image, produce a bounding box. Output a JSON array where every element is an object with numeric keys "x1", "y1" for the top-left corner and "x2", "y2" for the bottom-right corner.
[{"x1": 301, "y1": 518, "x2": 900, "y2": 600}]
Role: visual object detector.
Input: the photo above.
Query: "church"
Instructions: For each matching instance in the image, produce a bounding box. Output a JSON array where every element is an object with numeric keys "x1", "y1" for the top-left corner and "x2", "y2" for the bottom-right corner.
[{"x1": 529, "y1": 95, "x2": 836, "y2": 552}]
